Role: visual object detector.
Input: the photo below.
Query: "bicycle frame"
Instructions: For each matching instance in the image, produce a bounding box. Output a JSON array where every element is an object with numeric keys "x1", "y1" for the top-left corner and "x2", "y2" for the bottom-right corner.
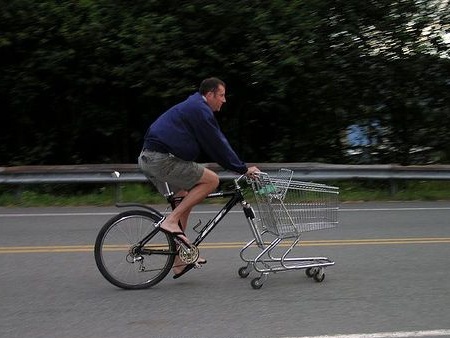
[
  {"x1": 166, "y1": 175, "x2": 257, "y2": 247},
  {"x1": 116, "y1": 175, "x2": 259, "y2": 252}
]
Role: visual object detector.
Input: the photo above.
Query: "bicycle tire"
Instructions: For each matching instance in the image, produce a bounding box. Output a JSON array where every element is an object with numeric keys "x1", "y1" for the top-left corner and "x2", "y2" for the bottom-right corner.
[{"x1": 94, "y1": 210, "x2": 176, "y2": 289}]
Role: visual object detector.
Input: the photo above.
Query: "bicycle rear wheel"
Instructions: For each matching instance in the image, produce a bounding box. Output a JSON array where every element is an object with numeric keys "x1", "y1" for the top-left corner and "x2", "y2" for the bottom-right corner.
[{"x1": 94, "y1": 210, "x2": 176, "y2": 289}]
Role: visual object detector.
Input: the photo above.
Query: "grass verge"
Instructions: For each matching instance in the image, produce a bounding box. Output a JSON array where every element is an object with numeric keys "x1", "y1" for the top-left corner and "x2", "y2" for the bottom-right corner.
[{"x1": 0, "y1": 180, "x2": 449, "y2": 207}]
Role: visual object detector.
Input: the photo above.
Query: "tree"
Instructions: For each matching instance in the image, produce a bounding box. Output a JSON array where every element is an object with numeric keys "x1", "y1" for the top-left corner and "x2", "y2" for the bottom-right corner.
[{"x1": 1, "y1": 0, "x2": 449, "y2": 166}]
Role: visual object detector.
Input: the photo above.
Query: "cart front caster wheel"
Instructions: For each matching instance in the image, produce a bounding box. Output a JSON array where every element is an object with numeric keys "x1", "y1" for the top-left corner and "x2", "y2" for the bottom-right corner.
[
  {"x1": 251, "y1": 277, "x2": 263, "y2": 289},
  {"x1": 305, "y1": 267, "x2": 315, "y2": 278},
  {"x1": 313, "y1": 268, "x2": 325, "y2": 282},
  {"x1": 238, "y1": 267, "x2": 250, "y2": 278}
]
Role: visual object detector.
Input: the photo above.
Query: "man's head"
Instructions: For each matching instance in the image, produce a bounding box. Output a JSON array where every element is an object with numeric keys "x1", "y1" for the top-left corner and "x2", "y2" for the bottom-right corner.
[{"x1": 199, "y1": 77, "x2": 226, "y2": 112}]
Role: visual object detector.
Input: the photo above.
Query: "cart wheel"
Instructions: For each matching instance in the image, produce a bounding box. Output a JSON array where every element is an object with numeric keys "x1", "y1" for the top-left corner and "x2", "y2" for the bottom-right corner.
[
  {"x1": 251, "y1": 278, "x2": 263, "y2": 289},
  {"x1": 313, "y1": 268, "x2": 325, "y2": 282},
  {"x1": 238, "y1": 267, "x2": 250, "y2": 278},
  {"x1": 305, "y1": 267, "x2": 315, "y2": 278}
]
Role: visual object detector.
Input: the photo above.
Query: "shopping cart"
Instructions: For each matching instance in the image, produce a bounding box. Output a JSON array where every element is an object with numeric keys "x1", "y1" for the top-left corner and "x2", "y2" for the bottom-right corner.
[{"x1": 239, "y1": 169, "x2": 339, "y2": 289}]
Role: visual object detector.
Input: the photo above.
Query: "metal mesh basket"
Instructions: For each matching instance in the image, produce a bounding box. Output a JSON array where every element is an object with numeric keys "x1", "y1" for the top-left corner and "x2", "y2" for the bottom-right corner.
[{"x1": 251, "y1": 170, "x2": 339, "y2": 238}]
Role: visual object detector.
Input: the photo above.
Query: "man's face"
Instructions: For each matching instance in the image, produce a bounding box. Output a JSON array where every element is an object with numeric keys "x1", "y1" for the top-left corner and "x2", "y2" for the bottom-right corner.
[{"x1": 205, "y1": 84, "x2": 226, "y2": 112}]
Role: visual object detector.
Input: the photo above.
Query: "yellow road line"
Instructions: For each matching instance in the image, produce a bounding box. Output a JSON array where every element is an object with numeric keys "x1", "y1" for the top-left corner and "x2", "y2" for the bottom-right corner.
[{"x1": 0, "y1": 237, "x2": 449, "y2": 254}]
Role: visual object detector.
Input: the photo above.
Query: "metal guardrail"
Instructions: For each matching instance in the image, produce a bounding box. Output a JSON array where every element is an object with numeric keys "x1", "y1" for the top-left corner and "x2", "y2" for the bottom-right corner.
[{"x1": 2, "y1": 163, "x2": 450, "y2": 184}]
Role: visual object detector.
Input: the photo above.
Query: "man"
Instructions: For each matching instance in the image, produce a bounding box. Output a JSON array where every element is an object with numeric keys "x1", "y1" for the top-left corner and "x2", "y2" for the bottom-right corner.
[{"x1": 139, "y1": 77, "x2": 259, "y2": 278}]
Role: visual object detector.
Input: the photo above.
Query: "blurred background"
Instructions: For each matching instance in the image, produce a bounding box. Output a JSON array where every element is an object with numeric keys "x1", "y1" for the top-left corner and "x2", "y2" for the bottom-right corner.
[{"x1": 1, "y1": 0, "x2": 449, "y2": 167}]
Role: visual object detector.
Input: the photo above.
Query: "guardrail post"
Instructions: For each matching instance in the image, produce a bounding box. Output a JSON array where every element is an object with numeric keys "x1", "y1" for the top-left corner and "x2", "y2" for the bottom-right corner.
[
  {"x1": 112, "y1": 171, "x2": 122, "y2": 203},
  {"x1": 389, "y1": 179, "x2": 398, "y2": 196},
  {"x1": 14, "y1": 184, "x2": 23, "y2": 204}
]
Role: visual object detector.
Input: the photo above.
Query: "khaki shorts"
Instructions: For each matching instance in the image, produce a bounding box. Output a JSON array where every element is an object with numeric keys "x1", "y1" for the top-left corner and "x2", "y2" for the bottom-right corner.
[{"x1": 138, "y1": 150, "x2": 204, "y2": 195}]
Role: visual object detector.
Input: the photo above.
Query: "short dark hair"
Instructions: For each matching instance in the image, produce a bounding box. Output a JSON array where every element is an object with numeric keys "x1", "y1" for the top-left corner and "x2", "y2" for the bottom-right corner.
[{"x1": 199, "y1": 77, "x2": 225, "y2": 95}]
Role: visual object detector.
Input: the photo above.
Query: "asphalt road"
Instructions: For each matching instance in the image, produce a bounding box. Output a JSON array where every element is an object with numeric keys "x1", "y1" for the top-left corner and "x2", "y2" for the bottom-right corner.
[{"x1": 1, "y1": 201, "x2": 450, "y2": 338}]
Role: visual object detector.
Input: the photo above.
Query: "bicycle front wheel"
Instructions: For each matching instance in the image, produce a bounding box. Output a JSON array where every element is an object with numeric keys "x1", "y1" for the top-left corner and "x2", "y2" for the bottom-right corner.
[{"x1": 94, "y1": 210, "x2": 176, "y2": 289}]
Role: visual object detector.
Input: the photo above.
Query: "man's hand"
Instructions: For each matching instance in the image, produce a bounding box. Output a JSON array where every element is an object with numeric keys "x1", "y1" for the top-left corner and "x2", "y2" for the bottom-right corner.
[{"x1": 245, "y1": 166, "x2": 260, "y2": 178}]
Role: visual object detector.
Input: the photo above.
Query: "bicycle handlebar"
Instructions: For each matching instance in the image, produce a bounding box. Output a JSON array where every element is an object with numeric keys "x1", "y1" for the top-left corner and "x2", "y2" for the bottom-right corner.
[{"x1": 234, "y1": 171, "x2": 266, "y2": 187}]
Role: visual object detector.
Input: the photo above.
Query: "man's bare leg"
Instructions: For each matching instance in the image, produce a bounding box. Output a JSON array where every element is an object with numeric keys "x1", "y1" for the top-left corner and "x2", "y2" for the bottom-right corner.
[
  {"x1": 160, "y1": 168, "x2": 218, "y2": 233},
  {"x1": 172, "y1": 190, "x2": 190, "y2": 232},
  {"x1": 171, "y1": 204, "x2": 198, "y2": 275},
  {"x1": 159, "y1": 168, "x2": 219, "y2": 273},
  {"x1": 171, "y1": 191, "x2": 196, "y2": 273}
]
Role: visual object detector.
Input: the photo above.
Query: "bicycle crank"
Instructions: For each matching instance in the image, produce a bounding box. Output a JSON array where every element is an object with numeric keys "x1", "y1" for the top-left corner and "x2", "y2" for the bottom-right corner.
[{"x1": 178, "y1": 244, "x2": 199, "y2": 264}]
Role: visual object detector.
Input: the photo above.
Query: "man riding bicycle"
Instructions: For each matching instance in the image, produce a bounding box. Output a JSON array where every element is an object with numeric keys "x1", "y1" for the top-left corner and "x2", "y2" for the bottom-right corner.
[{"x1": 138, "y1": 77, "x2": 259, "y2": 279}]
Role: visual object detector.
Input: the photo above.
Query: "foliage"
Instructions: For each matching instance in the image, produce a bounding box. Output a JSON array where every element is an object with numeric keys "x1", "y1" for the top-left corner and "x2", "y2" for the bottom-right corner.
[{"x1": 0, "y1": 0, "x2": 449, "y2": 166}]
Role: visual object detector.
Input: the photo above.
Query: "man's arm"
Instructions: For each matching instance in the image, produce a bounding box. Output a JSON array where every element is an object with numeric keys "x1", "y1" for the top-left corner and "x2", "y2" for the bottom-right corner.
[{"x1": 192, "y1": 110, "x2": 248, "y2": 174}]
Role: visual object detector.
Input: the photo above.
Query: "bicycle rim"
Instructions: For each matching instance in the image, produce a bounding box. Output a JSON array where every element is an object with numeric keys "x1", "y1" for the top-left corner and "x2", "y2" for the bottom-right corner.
[{"x1": 94, "y1": 210, "x2": 176, "y2": 289}]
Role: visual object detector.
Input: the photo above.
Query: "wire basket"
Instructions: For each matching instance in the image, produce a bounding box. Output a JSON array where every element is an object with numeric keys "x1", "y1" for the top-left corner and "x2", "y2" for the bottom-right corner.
[{"x1": 251, "y1": 170, "x2": 339, "y2": 238}]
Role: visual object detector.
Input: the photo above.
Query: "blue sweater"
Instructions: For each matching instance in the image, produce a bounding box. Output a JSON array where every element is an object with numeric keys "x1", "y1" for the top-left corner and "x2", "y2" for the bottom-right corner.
[{"x1": 143, "y1": 92, "x2": 248, "y2": 174}]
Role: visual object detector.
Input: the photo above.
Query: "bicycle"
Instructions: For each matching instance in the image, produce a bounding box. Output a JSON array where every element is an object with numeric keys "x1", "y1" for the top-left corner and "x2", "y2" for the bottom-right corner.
[{"x1": 94, "y1": 169, "x2": 339, "y2": 289}]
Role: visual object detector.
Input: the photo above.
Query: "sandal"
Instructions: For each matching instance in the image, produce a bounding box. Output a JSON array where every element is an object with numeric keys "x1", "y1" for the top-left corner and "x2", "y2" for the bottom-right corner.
[
  {"x1": 158, "y1": 227, "x2": 191, "y2": 247},
  {"x1": 173, "y1": 263, "x2": 195, "y2": 279},
  {"x1": 173, "y1": 259, "x2": 207, "y2": 279}
]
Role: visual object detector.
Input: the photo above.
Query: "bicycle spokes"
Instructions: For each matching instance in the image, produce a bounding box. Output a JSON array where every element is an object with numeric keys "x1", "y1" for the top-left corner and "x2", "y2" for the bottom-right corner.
[{"x1": 94, "y1": 210, "x2": 176, "y2": 289}]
